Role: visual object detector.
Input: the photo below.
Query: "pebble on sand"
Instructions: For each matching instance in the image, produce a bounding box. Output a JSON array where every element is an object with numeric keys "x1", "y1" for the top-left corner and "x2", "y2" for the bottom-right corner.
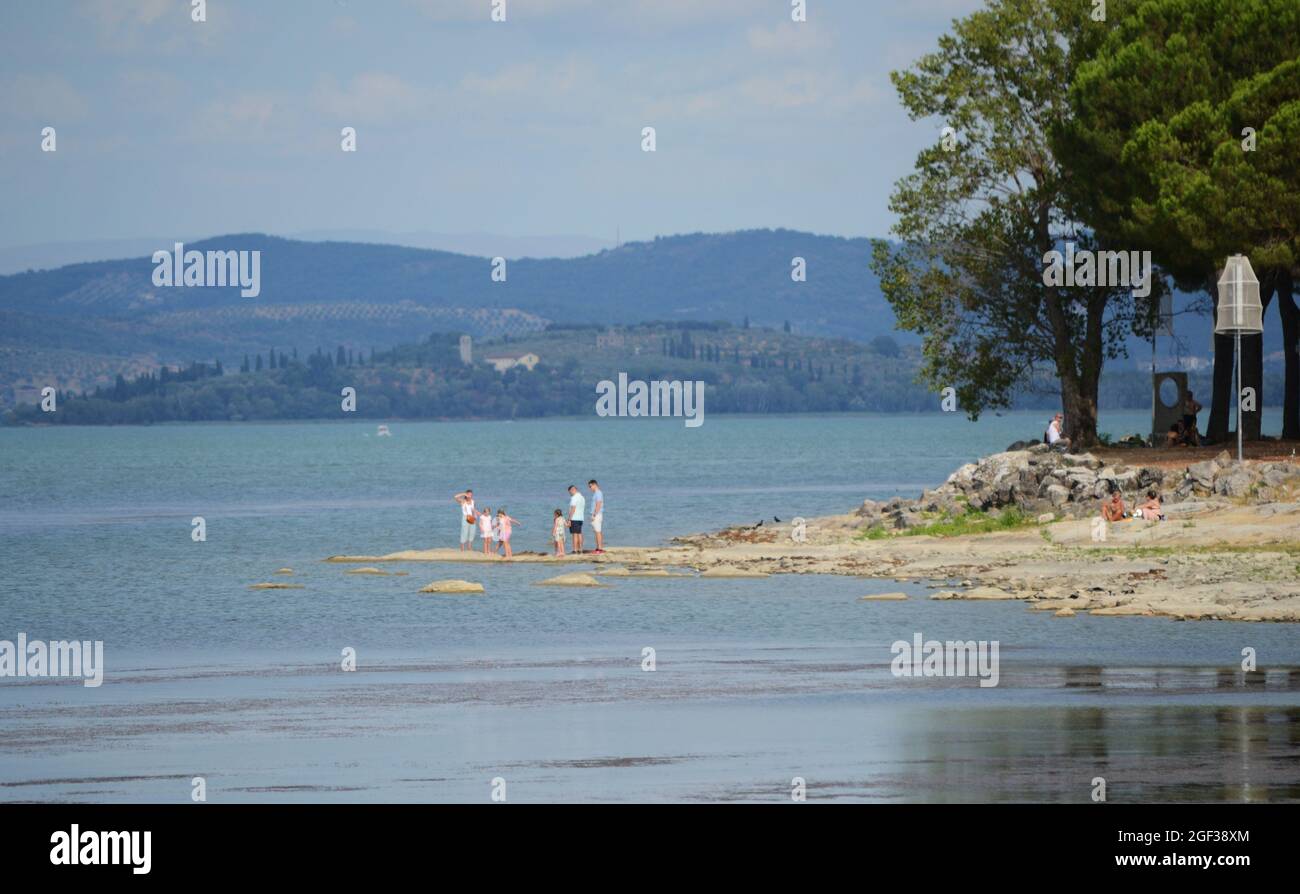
[
  {"x1": 419, "y1": 579, "x2": 485, "y2": 594},
  {"x1": 859, "y1": 592, "x2": 909, "y2": 601},
  {"x1": 535, "y1": 573, "x2": 607, "y2": 587}
]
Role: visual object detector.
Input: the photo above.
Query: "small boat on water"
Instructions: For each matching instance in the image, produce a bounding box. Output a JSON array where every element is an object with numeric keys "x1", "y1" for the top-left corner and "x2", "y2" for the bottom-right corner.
[{"x1": 376, "y1": 424, "x2": 392, "y2": 437}]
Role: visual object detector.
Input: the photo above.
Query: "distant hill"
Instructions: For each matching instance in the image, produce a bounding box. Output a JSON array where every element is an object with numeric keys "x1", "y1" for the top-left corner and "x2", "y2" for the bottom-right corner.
[
  {"x1": 0, "y1": 229, "x2": 889, "y2": 333},
  {"x1": 0, "y1": 229, "x2": 896, "y2": 404},
  {"x1": 1, "y1": 228, "x2": 1265, "y2": 410}
]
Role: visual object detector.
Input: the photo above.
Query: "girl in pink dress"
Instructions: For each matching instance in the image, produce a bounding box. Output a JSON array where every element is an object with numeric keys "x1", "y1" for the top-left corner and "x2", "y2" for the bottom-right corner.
[{"x1": 496, "y1": 509, "x2": 522, "y2": 559}]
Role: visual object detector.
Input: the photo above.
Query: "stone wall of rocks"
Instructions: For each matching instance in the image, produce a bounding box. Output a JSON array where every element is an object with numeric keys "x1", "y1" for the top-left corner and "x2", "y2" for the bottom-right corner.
[{"x1": 856, "y1": 444, "x2": 1300, "y2": 531}]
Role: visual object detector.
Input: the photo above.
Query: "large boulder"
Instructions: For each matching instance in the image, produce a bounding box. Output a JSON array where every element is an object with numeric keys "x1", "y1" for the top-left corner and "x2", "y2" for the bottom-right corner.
[
  {"x1": 1214, "y1": 466, "x2": 1256, "y2": 498},
  {"x1": 856, "y1": 498, "x2": 883, "y2": 519},
  {"x1": 1186, "y1": 460, "x2": 1219, "y2": 491},
  {"x1": 1045, "y1": 484, "x2": 1071, "y2": 508}
]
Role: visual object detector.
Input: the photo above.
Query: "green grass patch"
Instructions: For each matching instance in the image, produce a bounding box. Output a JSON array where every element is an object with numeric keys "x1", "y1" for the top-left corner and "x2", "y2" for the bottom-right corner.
[{"x1": 859, "y1": 507, "x2": 1039, "y2": 540}]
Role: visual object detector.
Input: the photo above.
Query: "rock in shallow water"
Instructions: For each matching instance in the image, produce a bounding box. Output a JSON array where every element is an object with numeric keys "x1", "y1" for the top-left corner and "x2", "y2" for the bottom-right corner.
[
  {"x1": 535, "y1": 573, "x2": 606, "y2": 588},
  {"x1": 420, "y1": 579, "x2": 485, "y2": 594}
]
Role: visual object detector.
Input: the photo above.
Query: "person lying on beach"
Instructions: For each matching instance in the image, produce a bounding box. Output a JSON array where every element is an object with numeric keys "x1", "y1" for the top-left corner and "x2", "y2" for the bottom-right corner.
[
  {"x1": 496, "y1": 509, "x2": 521, "y2": 559},
  {"x1": 1135, "y1": 490, "x2": 1164, "y2": 522},
  {"x1": 478, "y1": 506, "x2": 495, "y2": 556},
  {"x1": 552, "y1": 509, "x2": 567, "y2": 557},
  {"x1": 1100, "y1": 491, "x2": 1127, "y2": 522}
]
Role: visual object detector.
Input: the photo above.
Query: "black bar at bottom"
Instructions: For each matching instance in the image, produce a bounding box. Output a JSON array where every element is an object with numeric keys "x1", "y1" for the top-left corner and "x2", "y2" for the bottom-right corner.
[{"x1": 0, "y1": 803, "x2": 1280, "y2": 880}]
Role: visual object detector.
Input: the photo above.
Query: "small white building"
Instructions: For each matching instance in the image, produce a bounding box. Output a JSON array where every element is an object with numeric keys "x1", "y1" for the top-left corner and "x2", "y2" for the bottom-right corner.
[
  {"x1": 458, "y1": 335, "x2": 473, "y2": 365},
  {"x1": 484, "y1": 352, "x2": 540, "y2": 373}
]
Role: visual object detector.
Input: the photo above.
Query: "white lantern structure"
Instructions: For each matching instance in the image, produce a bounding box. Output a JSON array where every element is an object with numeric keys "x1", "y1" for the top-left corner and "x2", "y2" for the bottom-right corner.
[{"x1": 1215, "y1": 254, "x2": 1264, "y2": 461}]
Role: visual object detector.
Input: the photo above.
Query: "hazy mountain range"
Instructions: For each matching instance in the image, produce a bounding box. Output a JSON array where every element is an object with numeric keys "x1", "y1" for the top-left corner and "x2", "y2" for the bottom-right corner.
[
  {"x1": 0, "y1": 228, "x2": 1254, "y2": 408},
  {"x1": 0, "y1": 231, "x2": 615, "y2": 276}
]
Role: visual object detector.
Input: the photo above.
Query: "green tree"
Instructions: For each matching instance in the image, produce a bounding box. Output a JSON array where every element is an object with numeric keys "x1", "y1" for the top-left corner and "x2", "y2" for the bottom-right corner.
[
  {"x1": 870, "y1": 0, "x2": 1143, "y2": 446},
  {"x1": 1059, "y1": 0, "x2": 1300, "y2": 440}
]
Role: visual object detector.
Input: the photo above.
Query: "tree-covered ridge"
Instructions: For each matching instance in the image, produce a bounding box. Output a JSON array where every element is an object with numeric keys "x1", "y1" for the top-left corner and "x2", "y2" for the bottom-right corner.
[{"x1": 3, "y1": 322, "x2": 1251, "y2": 426}]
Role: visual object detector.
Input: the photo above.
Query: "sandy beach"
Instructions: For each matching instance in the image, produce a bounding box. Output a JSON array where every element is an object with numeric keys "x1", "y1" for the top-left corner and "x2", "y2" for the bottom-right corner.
[{"x1": 327, "y1": 448, "x2": 1300, "y2": 624}]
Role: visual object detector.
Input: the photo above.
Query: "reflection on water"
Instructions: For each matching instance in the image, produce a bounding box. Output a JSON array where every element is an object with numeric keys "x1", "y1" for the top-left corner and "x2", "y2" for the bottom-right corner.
[
  {"x1": 870, "y1": 705, "x2": 1300, "y2": 803},
  {"x1": 2, "y1": 653, "x2": 1298, "y2": 803}
]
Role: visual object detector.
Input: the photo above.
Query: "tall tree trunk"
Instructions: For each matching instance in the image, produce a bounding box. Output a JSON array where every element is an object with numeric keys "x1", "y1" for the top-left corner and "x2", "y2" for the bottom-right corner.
[
  {"x1": 1240, "y1": 274, "x2": 1275, "y2": 441},
  {"x1": 1239, "y1": 332, "x2": 1263, "y2": 440},
  {"x1": 1279, "y1": 270, "x2": 1300, "y2": 441},
  {"x1": 1041, "y1": 287, "x2": 1099, "y2": 448},
  {"x1": 1058, "y1": 367, "x2": 1098, "y2": 448},
  {"x1": 1207, "y1": 329, "x2": 1235, "y2": 444}
]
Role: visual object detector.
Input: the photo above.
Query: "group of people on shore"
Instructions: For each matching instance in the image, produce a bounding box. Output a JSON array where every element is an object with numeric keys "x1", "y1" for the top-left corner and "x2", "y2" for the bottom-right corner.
[
  {"x1": 1044, "y1": 391, "x2": 1204, "y2": 452},
  {"x1": 453, "y1": 481, "x2": 606, "y2": 560},
  {"x1": 1044, "y1": 410, "x2": 1177, "y2": 525},
  {"x1": 1101, "y1": 488, "x2": 1165, "y2": 523}
]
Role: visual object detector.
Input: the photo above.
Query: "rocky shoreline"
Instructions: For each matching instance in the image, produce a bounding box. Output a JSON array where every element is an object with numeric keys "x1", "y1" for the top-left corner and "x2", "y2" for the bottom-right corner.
[
  {"x1": 854, "y1": 442, "x2": 1298, "y2": 532},
  {"x1": 323, "y1": 447, "x2": 1300, "y2": 623}
]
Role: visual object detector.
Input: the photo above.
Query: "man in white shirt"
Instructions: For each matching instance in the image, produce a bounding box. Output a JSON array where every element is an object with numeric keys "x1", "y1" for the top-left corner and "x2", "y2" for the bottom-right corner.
[
  {"x1": 1045, "y1": 413, "x2": 1071, "y2": 451},
  {"x1": 567, "y1": 485, "x2": 586, "y2": 554}
]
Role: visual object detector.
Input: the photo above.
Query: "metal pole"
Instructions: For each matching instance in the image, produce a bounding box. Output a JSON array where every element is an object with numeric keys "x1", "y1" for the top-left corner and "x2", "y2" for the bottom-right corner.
[{"x1": 1236, "y1": 329, "x2": 1243, "y2": 463}]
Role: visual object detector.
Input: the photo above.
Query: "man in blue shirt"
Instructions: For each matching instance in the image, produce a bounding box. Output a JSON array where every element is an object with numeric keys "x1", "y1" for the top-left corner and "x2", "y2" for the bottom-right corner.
[{"x1": 587, "y1": 479, "x2": 605, "y2": 554}]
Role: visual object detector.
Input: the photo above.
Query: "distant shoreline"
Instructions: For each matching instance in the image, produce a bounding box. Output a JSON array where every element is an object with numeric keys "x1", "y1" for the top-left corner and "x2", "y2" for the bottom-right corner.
[{"x1": 1, "y1": 407, "x2": 1290, "y2": 431}]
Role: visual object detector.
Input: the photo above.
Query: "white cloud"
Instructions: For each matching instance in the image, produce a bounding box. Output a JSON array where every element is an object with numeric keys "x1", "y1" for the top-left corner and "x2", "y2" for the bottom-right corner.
[
  {"x1": 746, "y1": 22, "x2": 833, "y2": 55},
  {"x1": 312, "y1": 73, "x2": 436, "y2": 124},
  {"x1": 0, "y1": 74, "x2": 90, "y2": 121}
]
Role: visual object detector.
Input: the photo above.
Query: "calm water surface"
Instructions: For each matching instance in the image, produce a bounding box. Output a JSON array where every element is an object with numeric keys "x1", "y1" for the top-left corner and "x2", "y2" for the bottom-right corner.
[{"x1": 1, "y1": 412, "x2": 1296, "y2": 802}]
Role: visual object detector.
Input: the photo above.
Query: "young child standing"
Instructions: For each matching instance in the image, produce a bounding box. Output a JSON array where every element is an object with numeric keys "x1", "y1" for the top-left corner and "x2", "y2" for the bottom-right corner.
[
  {"x1": 496, "y1": 508, "x2": 521, "y2": 559},
  {"x1": 478, "y1": 506, "x2": 495, "y2": 556},
  {"x1": 551, "y1": 509, "x2": 567, "y2": 557}
]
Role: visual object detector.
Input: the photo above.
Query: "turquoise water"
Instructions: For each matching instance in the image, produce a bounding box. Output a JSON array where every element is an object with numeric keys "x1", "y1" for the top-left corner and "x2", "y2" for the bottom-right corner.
[{"x1": 1, "y1": 411, "x2": 1297, "y2": 803}]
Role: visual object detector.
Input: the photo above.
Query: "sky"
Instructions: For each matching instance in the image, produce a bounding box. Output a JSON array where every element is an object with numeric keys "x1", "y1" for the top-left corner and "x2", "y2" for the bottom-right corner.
[{"x1": 0, "y1": 0, "x2": 985, "y2": 254}]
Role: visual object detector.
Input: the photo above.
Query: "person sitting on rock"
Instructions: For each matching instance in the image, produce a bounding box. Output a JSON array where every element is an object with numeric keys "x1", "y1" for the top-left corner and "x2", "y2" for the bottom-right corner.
[
  {"x1": 1045, "y1": 413, "x2": 1071, "y2": 452},
  {"x1": 1135, "y1": 490, "x2": 1164, "y2": 522},
  {"x1": 1100, "y1": 489, "x2": 1127, "y2": 522},
  {"x1": 1166, "y1": 419, "x2": 1195, "y2": 448}
]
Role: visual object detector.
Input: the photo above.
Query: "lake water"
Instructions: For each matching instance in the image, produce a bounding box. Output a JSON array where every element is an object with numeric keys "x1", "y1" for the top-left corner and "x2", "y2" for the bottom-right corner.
[{"x1": 1, "y1": 411, "x2": 1297, "y2": 802}]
